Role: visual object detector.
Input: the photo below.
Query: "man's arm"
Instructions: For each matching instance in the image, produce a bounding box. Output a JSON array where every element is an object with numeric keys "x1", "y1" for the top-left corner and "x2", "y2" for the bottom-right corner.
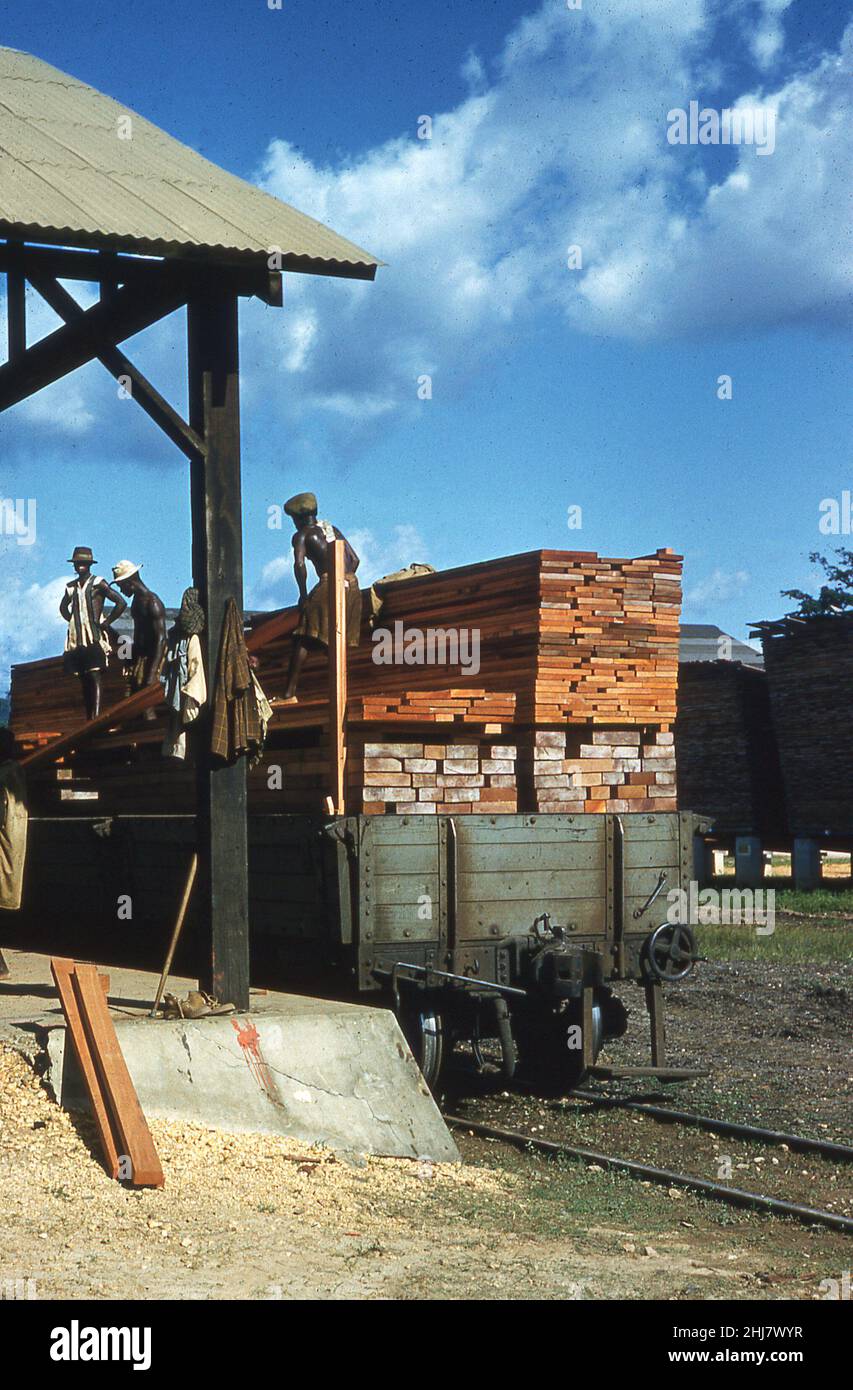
[
  {"x1": 98, "y1": 580, "x2": 128, "y2": 627},
  {"x1": 59, "y1": 586, "x2": 73, "y2": 621},
  {"x1": 144, "y1": 596, "x2": 168, "y2": 684},
  {"x1": 292, "y1": 531, "x2": 309, "y2": 607},
  {"x1": 334, "y1": 528, "x2": 360, "y2": 575}
]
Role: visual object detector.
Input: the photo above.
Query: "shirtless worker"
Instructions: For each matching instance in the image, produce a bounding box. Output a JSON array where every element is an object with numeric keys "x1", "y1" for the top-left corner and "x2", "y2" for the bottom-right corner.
[
  {"x1": 0, "y1": 727, "x2": 27, "y2": 980},
  {"x1": 112, "y1": 561, "x2": 167, "y2": 722},
  {"x1": 280, "y1": 493, "x2": 361, "y2": 702}
]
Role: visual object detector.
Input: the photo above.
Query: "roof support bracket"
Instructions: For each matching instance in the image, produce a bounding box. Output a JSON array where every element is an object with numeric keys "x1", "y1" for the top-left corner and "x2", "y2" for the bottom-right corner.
[
  {"x1": 28, "y1": 271, "x2": 206, "y2": 461},
  {"x1": 0, "y1": 269, "x2": 189, "y2": 412}
]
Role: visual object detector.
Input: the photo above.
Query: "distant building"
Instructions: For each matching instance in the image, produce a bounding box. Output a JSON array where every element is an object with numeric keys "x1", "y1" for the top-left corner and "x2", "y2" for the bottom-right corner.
[{"x1": 679, "y1": 624, "x2": 764, "y2": 668}]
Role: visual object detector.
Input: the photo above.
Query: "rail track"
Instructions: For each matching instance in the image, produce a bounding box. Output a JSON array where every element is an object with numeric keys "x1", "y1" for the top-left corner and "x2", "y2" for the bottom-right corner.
[
  {"x1": 444, "y1": 1113, "x2": 853, "y2": 1236},
  {"x1": 569, "y1": 1089, "x2": 853, "y2": 1164}
]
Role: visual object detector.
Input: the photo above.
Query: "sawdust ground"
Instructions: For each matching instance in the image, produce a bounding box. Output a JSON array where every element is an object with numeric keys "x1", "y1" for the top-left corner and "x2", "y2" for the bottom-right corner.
[{"x1": 0, "y1": 1045, "x2": 841, "y2": 1301}]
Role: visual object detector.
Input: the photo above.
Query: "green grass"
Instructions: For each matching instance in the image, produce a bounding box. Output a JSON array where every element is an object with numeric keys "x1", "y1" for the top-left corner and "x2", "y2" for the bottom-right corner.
[
  {"x1": 697, "y1": 918, "x2": 853, "y2": 962},
  {"x1": 773, "y1": 887, "x2": 853, "y2": 915}
]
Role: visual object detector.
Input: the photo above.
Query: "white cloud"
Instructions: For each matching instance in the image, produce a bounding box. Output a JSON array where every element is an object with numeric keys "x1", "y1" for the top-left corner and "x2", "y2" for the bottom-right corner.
[
  {"x1": 347, "y1": 524, "x2": 431, "y2": 585},
  {"x1": 684, "y1": 567, "x2": 751, "y2": 610},
  {"x1": 749, "y1": 0, "x2": 795, "y2": 70},
  {"x1": 0, "y1": 568, "x2": 67, "y2": 687},
  {"x1": 249, "y1": 1, "x2": 850, "y2": 428}
]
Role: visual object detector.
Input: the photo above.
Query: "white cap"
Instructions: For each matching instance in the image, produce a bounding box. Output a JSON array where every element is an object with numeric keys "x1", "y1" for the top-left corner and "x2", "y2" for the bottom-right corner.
[{"x1": 112, "y1": 559, "x2": 141, "y2": 582}]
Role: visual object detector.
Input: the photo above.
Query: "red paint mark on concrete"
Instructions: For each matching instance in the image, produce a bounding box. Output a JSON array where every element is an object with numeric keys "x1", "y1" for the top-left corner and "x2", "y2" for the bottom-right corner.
[{"x1": 232, "y1": 1017, "x2": 283, "y2": 1107}]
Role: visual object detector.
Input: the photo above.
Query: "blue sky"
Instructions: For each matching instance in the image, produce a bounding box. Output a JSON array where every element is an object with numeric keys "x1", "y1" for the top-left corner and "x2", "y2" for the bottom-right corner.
[{"x1": 1, "y1": 0, "x2": 851, "y2": 688}]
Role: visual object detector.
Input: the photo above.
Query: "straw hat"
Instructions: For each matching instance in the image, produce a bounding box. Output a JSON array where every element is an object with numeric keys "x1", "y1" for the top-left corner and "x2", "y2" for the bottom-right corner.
[{"x1": 112, "y1": 560, "x2": 142, "y2": 582}]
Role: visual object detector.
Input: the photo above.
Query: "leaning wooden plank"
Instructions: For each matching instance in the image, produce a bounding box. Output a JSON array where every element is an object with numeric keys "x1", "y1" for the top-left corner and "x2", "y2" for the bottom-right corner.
[
  {"x1": 50, "y1": 957, "x2": 121, "y2": 1181},
  {"x1": 72, "y1": 962, "x2": 164, "y2": 1188}
]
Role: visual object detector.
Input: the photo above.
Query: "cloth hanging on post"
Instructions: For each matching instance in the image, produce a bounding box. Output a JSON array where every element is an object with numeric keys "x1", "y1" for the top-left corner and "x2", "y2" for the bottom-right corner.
[
  {"x1": 161, "y1": 632, "x2": 207, "y2": 760},
  {"x1": 0, "y1": 760, "x2": 28, "y2": 912},
  {"x1": 211, "y1": 599, "x2": 262, "y2": 764}
]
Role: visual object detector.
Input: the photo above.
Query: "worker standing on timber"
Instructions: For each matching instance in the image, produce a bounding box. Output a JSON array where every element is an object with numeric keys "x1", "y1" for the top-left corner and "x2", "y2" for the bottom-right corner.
[
  {"x1": 112, "y1": 561, "x2": 167, "y2": 723},
  {"x1": 280, "y1": 493, "x2": 361, "y2": 703},
  {"x1": 59, "y1": 546, "x2": 127, "y2": 721},
  {"x1": 0, "y1": 728, "x2": 28, "y2": 980}
]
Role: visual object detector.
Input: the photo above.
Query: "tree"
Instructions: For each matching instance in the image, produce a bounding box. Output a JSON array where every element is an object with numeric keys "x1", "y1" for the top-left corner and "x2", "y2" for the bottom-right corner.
[{"x1": 781, "y1": 548, "x2": 853, "y2": 618}]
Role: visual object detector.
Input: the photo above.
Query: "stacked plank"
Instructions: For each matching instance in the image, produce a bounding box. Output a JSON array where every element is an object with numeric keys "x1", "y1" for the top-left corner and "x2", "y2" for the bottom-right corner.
[
  {"x1": 757, "y1": 614, "x2": 853, "y2": 836},
  {"x1": 349, "y1": 739, "x2": 517, "y2": 815},
  {"x1": 10, "y1": 549, "x2": 681, "y2": 741},
  {"x1": 533, "y1": 551, "x2": 681, "y2": 723},
  {"x1": 349, "y1": 689, "x2": 516, "y2": 726},
  {"x1": 674, "y1": 661, "x2": 785, "y2": 834},
  {"x1": 10, "y1": 547, "x2": 682, "y2": 818},
  {"x1": 10, "y1": 656, "x2": 128, "y2": 739},
  {"x1": 521, "y1": 728, "x2": 677, "y2": 814}
]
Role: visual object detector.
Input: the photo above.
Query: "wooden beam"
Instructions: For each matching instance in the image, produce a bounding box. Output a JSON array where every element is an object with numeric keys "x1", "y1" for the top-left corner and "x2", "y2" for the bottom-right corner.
[
  {"x1": 328, "y1": 539, "x2": 348, "y2": 815},
  {"x1": 5, "y1": 242, "x2": 25, "y2": 362},
  {"x1": 645, "y1": 980, "x2": 667, "y2": 1067},
  {"x1": 51, "y1": 957, "x2": 121, "y2": 1181},
  {"x1": 20, "y1": 681, "x2": 163, "y2": 771},
  {"x1": 20, "y1": 602, "x2": 296, "y2": 773},
  {"x1": 188, "y1": 286, "x2": 250, "y2": 1012},
  {"x1": 72, "y1": 962, "x2": 164, "y2": 1188},
  {"x1": 0, "y1": 272, "x2": 188, "y2": 412},
  {"x1": 0, "y1": 241, "x2": 284, "y2": 303},
  {"x1": 29, "y1": 272, "x2": 206, "y2": 461}
]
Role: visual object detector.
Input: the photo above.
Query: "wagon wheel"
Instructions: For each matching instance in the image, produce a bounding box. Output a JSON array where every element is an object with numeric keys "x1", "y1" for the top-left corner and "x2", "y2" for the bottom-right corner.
[
  {"x1": 514, "y1": 997, "x2": 604, "y2": 1094},
  {"x1": 644, "y1": 923, "x2": 698, "y2": 981},
  {"x1": 401, "y1": 1001, "x2": 446, "y2": 1090}
]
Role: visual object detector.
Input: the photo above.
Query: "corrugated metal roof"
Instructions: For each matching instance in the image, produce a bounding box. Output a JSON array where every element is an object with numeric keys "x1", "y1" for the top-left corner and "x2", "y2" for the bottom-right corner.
[
  {"x1": 679, "y1": 624, "x2": 764, "y2": 667},
  {"x1": 0, "y1": 47, "x2": 380, "y2": 276}
]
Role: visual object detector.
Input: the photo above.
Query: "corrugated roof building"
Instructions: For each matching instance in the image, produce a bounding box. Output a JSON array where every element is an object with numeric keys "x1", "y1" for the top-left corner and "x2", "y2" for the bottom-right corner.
[{"x1": 0, "y1": 46, "x2": 379, "y2": 276}]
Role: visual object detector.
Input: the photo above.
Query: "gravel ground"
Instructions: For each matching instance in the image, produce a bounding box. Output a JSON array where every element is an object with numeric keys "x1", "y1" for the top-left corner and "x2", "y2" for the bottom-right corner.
[{"x1": 1, "y1": 952, "x2": 850, "y2": 1301}]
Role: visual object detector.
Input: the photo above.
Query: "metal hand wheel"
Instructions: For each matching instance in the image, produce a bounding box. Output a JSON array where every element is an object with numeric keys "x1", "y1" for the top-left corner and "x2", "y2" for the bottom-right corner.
[{"x1": 644, "y1": 922, "x2": 698, "y2": 981}]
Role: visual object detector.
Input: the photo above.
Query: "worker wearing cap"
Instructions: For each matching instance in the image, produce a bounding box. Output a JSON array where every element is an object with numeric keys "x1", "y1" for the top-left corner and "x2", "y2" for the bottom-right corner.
[
  {"x1": 280, "y1": 493, "x2": 361, "y2": 702},
  {"x1": 113, "y1": 561, "x2": 167, "y2": 722},
  {"x1": 0, "y1": 726, "x2": 27, "y2": 979},
  {"x1": 59, "y1": 546, "x2": 127, "y2": 721}
]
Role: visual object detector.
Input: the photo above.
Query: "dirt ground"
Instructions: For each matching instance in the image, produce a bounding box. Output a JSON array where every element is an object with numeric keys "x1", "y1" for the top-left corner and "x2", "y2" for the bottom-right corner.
[{"x1": 1, "y1": 934, "x2": 850, "y2": 1301}]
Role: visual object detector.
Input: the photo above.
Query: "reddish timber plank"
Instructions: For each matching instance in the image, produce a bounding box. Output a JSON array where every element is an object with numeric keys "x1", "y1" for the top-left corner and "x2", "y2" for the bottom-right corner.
[
  {"x1": 50, "y1": 957, "x2": 120, "y2": 1181},
  {"x1": 72, "y1": 962, "x2": 164, "y2": 1188}
]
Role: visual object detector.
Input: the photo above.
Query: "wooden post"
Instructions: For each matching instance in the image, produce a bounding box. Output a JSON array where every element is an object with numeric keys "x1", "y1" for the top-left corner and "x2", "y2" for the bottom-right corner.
[
  {"x1": 581, "y1": 984, "x2": 595, "y2": 1071},
  {"x1": 6, "y1": 244, "x2": 25, "y2": 362},
  {"x1": 328, "y1": 539, "x2": 347, "y2": 815},
  {"x1": 645, "y1": 979, "x2": 667, "y2": 1067},
  {"x1": 187, "y1": 286, "x2": 250, "y2": 1011}
]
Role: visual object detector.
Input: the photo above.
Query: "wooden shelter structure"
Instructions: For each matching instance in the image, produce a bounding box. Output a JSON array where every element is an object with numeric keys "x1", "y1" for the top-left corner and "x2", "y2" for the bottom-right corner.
[{"x1": 0, "y1": 47, "x2": 380, "y2": 1008}]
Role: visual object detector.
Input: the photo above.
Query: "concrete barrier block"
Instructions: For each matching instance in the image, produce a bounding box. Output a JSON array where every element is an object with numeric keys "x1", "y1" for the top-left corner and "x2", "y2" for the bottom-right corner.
[{"x1": 45, "y1": 995, "x2": 458, "y2": 1163}]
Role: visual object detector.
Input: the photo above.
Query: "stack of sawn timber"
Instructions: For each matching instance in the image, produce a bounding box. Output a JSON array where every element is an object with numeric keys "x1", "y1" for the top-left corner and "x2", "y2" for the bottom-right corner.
[
  {"x1": 674, "y1": 661, "x2": 785, "y2": 835},
  {"x1": 10, "y1": 547, "x2": 682, "y2": 817},
  {"x1": 757, "y1": 614, "x2": 853, "y2": 836}
]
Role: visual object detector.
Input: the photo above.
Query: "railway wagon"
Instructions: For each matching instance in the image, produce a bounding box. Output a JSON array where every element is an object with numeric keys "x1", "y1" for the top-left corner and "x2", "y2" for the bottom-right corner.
[{"x1": 21, "y1": 808, "x2": 706, "y2": 1087}]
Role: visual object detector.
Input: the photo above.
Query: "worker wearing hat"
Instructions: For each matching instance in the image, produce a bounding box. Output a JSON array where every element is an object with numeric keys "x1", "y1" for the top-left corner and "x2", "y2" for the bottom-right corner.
[
  {"x1": 280, "y1": 493, "x2": 362, "y2": 702},
  {"x1": 59, "y1": 546, "x2": 127, "y2": 721},
  {"x1": 113, "y1": 561, "x2": 168, "y2": 722}
]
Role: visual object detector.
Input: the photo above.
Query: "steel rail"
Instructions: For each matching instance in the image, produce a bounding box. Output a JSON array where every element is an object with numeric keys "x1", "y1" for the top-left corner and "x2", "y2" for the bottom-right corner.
[
  {"x1": 570, "y1": 1090, "x2": 853, "y2": 1163},
  {"x1": 444, "y1": 1115, "x2": 853, "y2": 1236}
]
